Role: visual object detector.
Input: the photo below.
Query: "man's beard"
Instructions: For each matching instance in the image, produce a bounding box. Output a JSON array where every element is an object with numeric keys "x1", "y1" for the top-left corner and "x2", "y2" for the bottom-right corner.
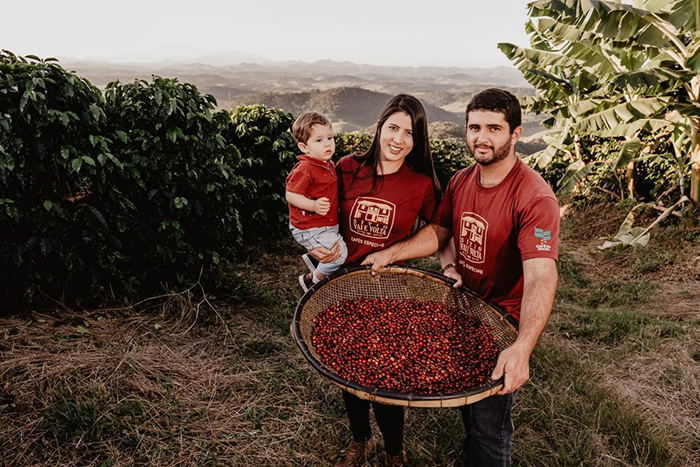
[{"x1": 469, "y1": 140, "x2": 512, "y2": 166}]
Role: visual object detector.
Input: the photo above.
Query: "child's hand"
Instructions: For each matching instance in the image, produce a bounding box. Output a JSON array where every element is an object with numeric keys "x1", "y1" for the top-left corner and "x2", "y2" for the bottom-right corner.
[{"x1": 313, "y1": 197, "x2": 331, "y2": 215}]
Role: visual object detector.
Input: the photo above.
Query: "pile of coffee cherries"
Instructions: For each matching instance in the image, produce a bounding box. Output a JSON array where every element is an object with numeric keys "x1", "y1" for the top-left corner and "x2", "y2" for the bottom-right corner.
[{"x1": 311, "y1": 298, "x2": 500, "y2": 394}]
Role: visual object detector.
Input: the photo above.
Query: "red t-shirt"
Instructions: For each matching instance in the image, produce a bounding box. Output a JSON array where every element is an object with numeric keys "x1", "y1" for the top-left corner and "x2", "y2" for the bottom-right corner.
[
  {"x1": 433, "y1": 158, "x2": 559, "y2": 320},
  {"x1": 338, "y1": 156, "x2": 437, "y2": 266},
  {"x1": 286, "y1": 155, "x2": 339, "y2": 229}
]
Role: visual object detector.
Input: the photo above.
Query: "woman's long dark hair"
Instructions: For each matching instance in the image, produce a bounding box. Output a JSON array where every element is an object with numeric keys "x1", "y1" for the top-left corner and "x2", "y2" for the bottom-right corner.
[{"x1": 345, "y1": 94, "x2": 441, "y2": 200}]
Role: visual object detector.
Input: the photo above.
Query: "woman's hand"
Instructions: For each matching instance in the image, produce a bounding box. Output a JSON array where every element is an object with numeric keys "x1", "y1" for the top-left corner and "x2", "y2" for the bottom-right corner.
[{"x1": 307, "y1": 241, "x2": 341, "y2": 263}]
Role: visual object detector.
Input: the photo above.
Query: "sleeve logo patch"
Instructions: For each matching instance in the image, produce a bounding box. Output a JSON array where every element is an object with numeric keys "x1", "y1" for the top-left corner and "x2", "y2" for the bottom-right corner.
[{"x1": 535, "y1": 228, "x2": 552, "y2": 251}]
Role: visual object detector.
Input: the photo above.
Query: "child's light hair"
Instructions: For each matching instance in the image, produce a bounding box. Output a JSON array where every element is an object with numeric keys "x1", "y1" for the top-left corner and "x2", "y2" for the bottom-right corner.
[{"x1": 292, "y1": 112, "x2": 332, "y2": 144}]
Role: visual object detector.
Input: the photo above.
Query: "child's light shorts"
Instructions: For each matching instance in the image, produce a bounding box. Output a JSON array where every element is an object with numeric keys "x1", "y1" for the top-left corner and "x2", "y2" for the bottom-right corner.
[{"x1": 289, "y1": 223, "x2": 348, "y2": 277}]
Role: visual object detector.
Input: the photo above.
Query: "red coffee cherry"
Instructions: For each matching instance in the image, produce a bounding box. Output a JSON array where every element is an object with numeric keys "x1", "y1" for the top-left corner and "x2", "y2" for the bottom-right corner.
[{"x1": 311, "y1": 298, "x2": 500, "y2": 394}]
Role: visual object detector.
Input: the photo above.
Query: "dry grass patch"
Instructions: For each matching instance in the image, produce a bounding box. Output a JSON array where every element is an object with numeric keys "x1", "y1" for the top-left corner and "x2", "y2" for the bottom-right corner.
[{"x1": 0, "y1": 296, "x2": 346, "y2": 466}]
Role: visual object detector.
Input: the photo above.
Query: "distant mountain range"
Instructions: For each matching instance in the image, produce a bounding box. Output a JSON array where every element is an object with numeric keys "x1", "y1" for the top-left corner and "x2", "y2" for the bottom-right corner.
[
  {"x1": 64, "y1": 59, "x2": 530, "y2": 101},
  {"x1": 63, "y1": 58, "x2": 545, "y2": 143}
]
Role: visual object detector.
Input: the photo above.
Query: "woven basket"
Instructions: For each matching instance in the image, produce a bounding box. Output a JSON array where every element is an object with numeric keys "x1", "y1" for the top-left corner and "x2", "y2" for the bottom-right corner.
[{"x1": 291, "y1": 265, "x2": 519, "y2": 408}]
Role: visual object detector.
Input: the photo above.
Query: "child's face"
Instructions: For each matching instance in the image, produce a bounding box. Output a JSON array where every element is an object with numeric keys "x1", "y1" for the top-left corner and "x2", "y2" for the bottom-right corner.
[{"x1": 299, "y1": 124, "x2": 335, "y2": 161}]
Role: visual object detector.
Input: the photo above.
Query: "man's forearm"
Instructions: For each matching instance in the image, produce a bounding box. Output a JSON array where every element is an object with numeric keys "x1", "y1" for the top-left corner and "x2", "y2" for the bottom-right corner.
[
  {"x1": 514, "y1": 258, "x2": 558, "y2": 354},
  {"x1": 389, "y1": 224, "x2": 441, "y2": 262}
]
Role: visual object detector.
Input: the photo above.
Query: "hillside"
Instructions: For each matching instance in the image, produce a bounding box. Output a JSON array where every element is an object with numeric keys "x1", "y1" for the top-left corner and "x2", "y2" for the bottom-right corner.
[
  {"x1": 64, "y1": 58, "x2": 545, "y2": 139},
  {"x1": 225, "y1": 87, "x2": 463, "y2": 131},
  {"x1": 2, "y1": 206, "x2": 698, "y2": 466}
]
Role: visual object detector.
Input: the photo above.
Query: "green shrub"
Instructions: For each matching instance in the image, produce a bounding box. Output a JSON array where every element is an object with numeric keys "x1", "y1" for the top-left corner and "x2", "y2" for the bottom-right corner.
[
  {"x1": 0, "y1": 51, "x2": 114, "y2": 310},
  {"x1": 531, "y1": 133, "x2": 688, "y2": 206},
  {"x1": 430, "y1": 138, "x2": 469, "y2": 190},
  {"x1": 225, "y1": 105, "x2": 298, "y2": 241},
  {"x1": 334, "y1": 131, "x2": 372, "y2": 158},
  {"x1": 0, "y1": 52, "x2": 252, "y2": 309},
  {"x1": 102, "y1": 77, "x2": 251, "y2": 296}
]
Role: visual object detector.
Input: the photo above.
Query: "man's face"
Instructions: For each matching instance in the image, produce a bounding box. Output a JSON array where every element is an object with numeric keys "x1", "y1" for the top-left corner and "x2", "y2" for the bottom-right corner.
[{"x1": 466, "y1": 110, "x2": 520, "y2": 166}]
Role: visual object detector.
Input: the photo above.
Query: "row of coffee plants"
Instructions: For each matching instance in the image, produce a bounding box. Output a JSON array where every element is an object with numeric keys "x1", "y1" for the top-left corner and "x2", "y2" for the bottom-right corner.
[
  {"x1": 0, "y1": 52, "x2": 299, "y2": 310},
  {"x1": 0, "y1": 52, "x2": 472, "y2": 310}
]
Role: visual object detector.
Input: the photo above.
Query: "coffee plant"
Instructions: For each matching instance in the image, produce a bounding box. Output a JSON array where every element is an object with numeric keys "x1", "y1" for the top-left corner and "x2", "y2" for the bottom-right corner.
[
  {"x1": 430, "y1": 138, "x2": 469, "y2": 191},
  {"x1": 0, "y1": 51, "x2": 256, "y2": 310},
  {"x1": 224, "y1": 105, "x2": 298, "y2": 241},
  {"x1": 0, "y1": 51, "x2": 115, "y2": 310},
  {"x1": 102, "y1": 77, "x2": 252, "y2": 296},
  {"x1": 334, "y1": 131, "x2": 373, "y2": 158}
]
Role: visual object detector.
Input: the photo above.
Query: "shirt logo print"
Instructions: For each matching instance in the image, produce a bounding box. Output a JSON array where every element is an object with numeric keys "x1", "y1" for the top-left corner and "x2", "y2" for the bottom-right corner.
[
  {"x1": 535, "y1": 227, "x2": 552, "y2": 252},
  {"x1": 349, "y1": 197, "x2": 396, "y2": 240},
  {"x1": 534, "y1": 228, "x2": 551, "y2": 241},
  {"x1": 460, "y1": 212, "x2": 488, "y2": 264}
]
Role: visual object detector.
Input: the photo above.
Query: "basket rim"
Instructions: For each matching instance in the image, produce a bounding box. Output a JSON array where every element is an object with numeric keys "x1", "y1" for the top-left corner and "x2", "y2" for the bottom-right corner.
[{"x1": 291, "y1": 264, "x2": 519, "y2": 405}]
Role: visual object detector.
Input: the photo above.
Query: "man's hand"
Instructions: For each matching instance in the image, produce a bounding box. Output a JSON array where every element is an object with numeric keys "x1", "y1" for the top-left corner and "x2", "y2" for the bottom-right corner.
[
  {"x1": 491, "y1": 342, "x2": 530, "y2": 395},
  {"x1": 313, "y1": 197, "x2": 331, "y2": 215},
  {"x1": 442, "y1": 265, "x2": 462, "y2": 288}
]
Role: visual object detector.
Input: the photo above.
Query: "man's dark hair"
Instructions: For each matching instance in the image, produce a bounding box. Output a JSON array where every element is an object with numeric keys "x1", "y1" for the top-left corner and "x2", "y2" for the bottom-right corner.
[{"x1": 466, "y1": 88, "x2": 521, "y2": 133}]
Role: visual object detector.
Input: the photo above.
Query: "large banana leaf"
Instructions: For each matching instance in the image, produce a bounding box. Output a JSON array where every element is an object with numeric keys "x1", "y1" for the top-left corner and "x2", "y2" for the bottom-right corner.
[
  {"x1": 613, "y1": 138, "x2": 642, "y2": 170},
  {"x1": 598, "y1": 196, "x2": 691, "y2": 249},
  {"x1": 598, "y1": 118, "x2": 673, "y2": 138},
  {"x1": 636, "y1": 0, "x2": 697, "y2": 30},
  {"x1": 684, "y1": 35, "x2": 700, "y2": 72},
  {"x1": 556, "y1": 159, "x2": 599, "y2": 196},
  {"x1": 573, "y1": 97, "x2": 671, "y2": 132},
  {"x1": 498, "y1": 43, "x2": 580, "y2": 69}
]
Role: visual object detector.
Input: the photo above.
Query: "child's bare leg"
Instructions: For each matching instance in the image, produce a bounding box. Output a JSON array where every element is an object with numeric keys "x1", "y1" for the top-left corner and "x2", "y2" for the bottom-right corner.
[{"x1": 312, "y1": 270, "x2": 327, "y2": 281}]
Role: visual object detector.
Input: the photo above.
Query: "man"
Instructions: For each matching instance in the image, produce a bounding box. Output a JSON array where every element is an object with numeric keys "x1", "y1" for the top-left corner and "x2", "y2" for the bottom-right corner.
[{"x1": 363, "y1": 88, "x2": 560, "y2": 466}]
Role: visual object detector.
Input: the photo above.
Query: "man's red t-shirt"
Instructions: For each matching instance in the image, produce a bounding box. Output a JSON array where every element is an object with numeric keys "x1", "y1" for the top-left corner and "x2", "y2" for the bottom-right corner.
[
  {"x1": 286, "y1": 155, "x2": 339, "y2": 229},
  {"x1": 338, "y1": 156, "x2": 437, "y2": 266},
  {"x1": 433, "y1": 158, "x2": 559, "y2": 320}
]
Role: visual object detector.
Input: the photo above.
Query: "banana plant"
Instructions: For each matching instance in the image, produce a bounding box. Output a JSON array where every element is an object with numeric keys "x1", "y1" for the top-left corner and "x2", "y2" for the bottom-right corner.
[{"x1": 500, "y1": 0, "x2": 700, "y2": 209}]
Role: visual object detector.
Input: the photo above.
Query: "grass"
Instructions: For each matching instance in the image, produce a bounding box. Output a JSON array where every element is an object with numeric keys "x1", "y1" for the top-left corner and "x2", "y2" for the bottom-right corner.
[
  {"x1": 557, "y1": 250, "x2": 658, "y2": 309},
  {"x1": 1, "y1": 212, "x2": 699, "y2": 466},
  {"x1": 513, "y1": 341, "x2": 681, "y2": 467},
  {"x1": 561, "y1": 308, "x2": 684, "y2": 347}
]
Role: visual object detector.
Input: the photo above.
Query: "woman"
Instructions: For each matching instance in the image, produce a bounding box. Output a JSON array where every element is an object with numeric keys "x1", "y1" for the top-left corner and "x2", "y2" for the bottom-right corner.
[{"x1": 308, "y1": 94, "x2": 441, "y2": 467}]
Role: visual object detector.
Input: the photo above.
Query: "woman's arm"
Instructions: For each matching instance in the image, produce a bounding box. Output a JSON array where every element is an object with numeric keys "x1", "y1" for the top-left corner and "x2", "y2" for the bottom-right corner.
[{"x1": 306, "y1": 241, "x2": 341, "y2": 263}]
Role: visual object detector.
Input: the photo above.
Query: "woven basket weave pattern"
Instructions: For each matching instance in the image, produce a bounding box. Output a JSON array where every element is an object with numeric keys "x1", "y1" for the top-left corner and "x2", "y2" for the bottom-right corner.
[{"x1": 293, "y1": 266, "x2": 518, "y2": 407}]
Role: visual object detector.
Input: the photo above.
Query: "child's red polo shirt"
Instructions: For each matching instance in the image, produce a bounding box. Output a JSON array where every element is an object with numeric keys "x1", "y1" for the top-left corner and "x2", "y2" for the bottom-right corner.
[{"x1": 286, "y1": 155, "x2": 339, "y2": 229}]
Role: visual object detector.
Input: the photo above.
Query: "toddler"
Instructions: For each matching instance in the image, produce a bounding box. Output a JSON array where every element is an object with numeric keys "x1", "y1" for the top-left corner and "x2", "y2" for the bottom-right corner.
[{"x1": 286, "y1": 112, "x2": 348, "y2": 292}]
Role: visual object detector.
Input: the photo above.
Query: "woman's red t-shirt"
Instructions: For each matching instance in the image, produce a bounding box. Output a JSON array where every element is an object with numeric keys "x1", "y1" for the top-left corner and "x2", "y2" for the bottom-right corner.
[{"x1": 337, "y1": 156, "x2": 437, "y2": 266}]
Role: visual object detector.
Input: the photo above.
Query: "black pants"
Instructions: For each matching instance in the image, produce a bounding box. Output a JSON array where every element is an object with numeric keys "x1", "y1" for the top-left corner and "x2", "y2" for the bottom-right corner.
[{"x1": 343, "y1": 391, "x2": 404, "y2": 455}]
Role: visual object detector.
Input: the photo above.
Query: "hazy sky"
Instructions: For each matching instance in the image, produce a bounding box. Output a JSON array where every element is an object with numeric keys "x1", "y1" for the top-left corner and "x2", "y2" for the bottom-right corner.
[{"x1": 3, "y1": 0, "x2": 532, "y2": 68}]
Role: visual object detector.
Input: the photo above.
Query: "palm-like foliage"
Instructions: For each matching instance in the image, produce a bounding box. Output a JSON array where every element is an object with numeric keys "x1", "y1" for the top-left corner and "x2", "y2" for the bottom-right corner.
[{"x1": 499, "y1": 0, "x2": 700, "y2": 209}]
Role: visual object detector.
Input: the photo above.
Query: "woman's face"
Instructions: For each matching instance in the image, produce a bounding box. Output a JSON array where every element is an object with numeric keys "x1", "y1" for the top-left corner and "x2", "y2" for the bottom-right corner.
[{"x1": 379, "y1": 111, "x2": 414, "y2": 167}]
